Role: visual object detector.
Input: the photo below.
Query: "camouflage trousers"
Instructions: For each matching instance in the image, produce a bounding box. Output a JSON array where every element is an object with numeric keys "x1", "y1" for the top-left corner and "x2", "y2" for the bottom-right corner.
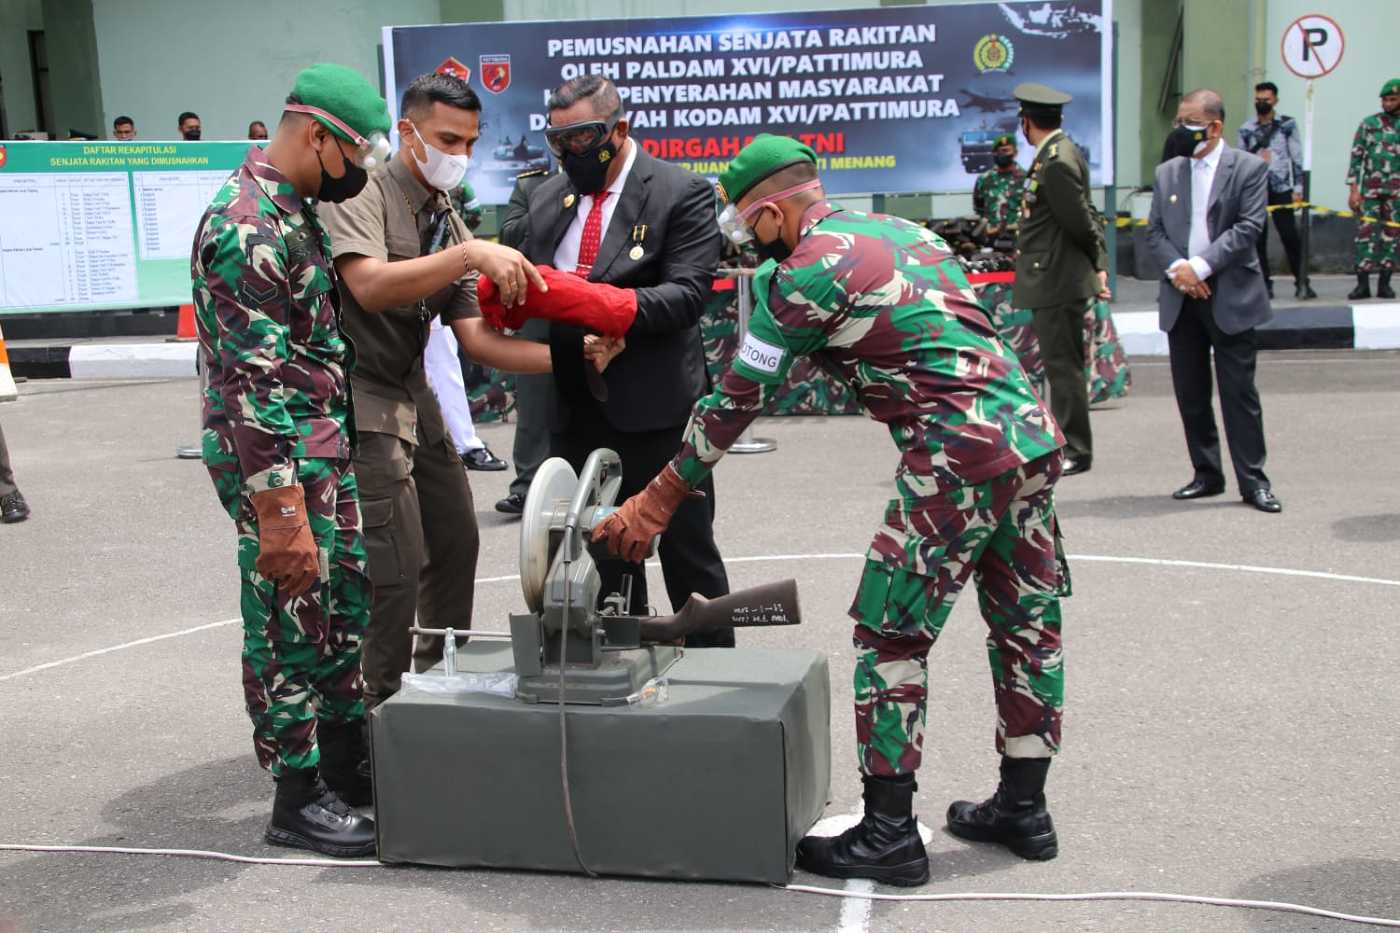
[
  {"x1": 1355, "y1": 197, "x2": 1397, "y2": 272},
  {"x1": 850, "y1": 451, "x2": 1069, "y2": 777},
  {"x1": 210, "y1": 458, "x2": 372, "y2": 776}
]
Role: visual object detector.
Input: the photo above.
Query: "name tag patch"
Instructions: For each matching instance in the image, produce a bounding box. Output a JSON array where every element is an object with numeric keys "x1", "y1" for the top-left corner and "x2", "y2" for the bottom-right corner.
[{"x1": 738, "y1": 332, "x2": 785, "y2": 375}]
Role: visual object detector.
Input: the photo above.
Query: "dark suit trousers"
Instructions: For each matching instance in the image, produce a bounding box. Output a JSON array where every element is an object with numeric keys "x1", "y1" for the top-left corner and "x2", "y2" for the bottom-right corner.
[
  {"x1": 0, "y1": 421, "x2": 16, "y2": 498},
  {"x1": 1031, "y1": 299, "x2": 1093, "y2": 459},
  {"x1": 356, "y1": 431, "x2": 480, "y2": 707},
  {"x1": 1257, "y1": 190, "x2": 1303, "y2": 284},
  {"x1": 1167, "y1": 296, "x2": 1270, "y2": 493},
  {"x1": 556, "y1": 408, "x2": 733, "y2": 647}
]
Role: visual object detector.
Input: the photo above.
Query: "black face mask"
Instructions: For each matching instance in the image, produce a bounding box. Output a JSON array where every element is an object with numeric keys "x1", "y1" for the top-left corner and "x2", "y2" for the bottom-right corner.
[
  {"x1": 182, "y1": 128, "x2": 201, "y2": 141},
  {"x1": 1163, "y1": 124, "x2": 1209, "y2": 161},
  {"x1": 1254, "y1": 100, "x2": 1272, "y2": 116},
  {"x1": 561, "y1": 138, "x2": 618, "y2": 195},
  {"x1": 315, "y1": 144, "x2": 368, "y2": 203},
  {"x1": 994, "y1": 152, "x2": 1015, "y2": 168},
  {"x1": 753, "y1": 208, "x2": 792, "y2": 264}
]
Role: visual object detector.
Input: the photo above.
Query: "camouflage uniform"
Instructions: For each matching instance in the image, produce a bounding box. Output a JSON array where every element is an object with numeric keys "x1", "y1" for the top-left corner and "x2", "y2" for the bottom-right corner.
[
  {"x1": 1346, "y1": 110, "x2": 1400, "y2": 272},
  {"x1": 672, "y1": 202, "x2": 1070, "y2": 776},
  {"x1": 972, "y1": 165, "x2": 1027, "y2": 232},
  {"x1": 192, "y1": 147, "x2": 370, "y2": 776}
]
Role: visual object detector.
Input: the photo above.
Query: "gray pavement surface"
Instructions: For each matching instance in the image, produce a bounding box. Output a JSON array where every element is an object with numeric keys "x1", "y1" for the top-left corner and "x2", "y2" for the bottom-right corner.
[{"x1": 1, "y1": 352, "x2": 1399, "y2": 932}]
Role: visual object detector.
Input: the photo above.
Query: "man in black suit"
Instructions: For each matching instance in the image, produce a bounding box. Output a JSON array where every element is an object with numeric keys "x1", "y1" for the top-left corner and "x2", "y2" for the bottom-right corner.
[
  {"x1": 524, "y1": 75, "x2": 733, "y2": 644},
  {"x1": 1146, "y1": 88, "x2": 1281, "y2": 513}
]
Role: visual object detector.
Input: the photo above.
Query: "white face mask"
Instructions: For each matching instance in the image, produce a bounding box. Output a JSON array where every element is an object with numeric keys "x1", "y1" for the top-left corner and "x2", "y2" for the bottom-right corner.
[{"x1": 408, "y1": 121, "x2": 470, "y2": 191}]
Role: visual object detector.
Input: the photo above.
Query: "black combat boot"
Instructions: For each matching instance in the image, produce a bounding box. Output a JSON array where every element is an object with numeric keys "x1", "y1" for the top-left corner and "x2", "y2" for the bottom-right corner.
[
  {"x1": 946, "y1": 757, "x2": 1058, "y2": 860},
  {"x1": 1348, "y1": 272, "x2": 1372, "y2": 300},
  {"x1": 265, "y1": 767, "x2": 376, "y2": 858},
  {"x1": 317, "y1": 719, "x2": 373, "y2": 807},
  {"x1": 795, "y1": 774, "x2": 929, "y2": 886},
  {"x1": 1378, "y1": 270, "x2": 1395, "y2": 300}
]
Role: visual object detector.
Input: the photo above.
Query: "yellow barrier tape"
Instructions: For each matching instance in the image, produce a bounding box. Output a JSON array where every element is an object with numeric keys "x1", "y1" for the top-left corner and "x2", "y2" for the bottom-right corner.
[{"x1": 1111, "y1": 201, "x2": 1400, "y2": 229}]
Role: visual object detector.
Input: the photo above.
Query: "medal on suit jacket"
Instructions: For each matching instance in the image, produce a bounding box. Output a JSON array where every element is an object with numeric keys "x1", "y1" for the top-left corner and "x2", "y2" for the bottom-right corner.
[{"x1": 629, "y1": 224, "x2": 647, "y2": 261}]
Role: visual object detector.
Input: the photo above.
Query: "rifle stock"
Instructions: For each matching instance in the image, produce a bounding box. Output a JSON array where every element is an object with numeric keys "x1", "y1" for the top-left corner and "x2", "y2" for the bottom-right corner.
[{"x1": 637, "y1": 579, "x2": 801, "y2": 643}]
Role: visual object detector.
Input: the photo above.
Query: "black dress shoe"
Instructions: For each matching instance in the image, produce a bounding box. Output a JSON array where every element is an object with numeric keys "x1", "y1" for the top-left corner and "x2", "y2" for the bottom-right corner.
[
  {"x1": 1172, "y1": 478, "x2": 1226, "y2": 500},
  {"x1": 1062, "y1": 455, "x2": 1092, "y2": 476},
  {"x1": 495, "y1": 492, "x2": 525, "y2": 515},
  {"x1": 462, "y1": 446, "x2": 507, "y2": 471},
  {"x1": 1294, "y1": 282, "x2": 1318, "y2": 300},
  {"x1": 1, "y1": 491, "x2": 29, "y2": 524},
  {"x1": 265, "y1": 768, "x2": 376, "y2": 858},
  {"x1": 1243, "y1": 488, "x2": 1282, "y2": 513}
]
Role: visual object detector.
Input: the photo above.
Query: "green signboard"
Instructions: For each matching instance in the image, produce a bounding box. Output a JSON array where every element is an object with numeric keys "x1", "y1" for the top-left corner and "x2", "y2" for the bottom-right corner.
[{"x1": 0, "y1": 140, "x2": 251, "y2": 315}]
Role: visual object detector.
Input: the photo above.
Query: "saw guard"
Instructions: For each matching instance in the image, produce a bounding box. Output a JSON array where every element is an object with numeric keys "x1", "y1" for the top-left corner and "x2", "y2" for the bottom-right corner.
[{"x1": 519, "y1": 457, "x2": 578, "y2": 613}]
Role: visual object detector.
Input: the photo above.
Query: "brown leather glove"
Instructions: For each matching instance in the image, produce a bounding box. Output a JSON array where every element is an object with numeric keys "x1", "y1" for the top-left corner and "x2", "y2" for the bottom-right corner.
[
  {"x1": 251, "y1": 485, "x2": 319, "y2": 598},
  {"x1": 592, "y1": 465, "x2": 697, "y2": 564}
]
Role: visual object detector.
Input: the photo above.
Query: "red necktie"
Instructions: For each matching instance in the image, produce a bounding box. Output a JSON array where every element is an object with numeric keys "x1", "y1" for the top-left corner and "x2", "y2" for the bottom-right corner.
[{"x1": 575, "y1": 192, "x2": 610, "y2": 277}]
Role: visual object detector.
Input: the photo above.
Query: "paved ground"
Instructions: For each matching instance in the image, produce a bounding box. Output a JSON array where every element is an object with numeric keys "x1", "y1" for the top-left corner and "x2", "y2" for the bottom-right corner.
[{"x1": 2, "y1": 351, "x2": 1398, "y2": 932}]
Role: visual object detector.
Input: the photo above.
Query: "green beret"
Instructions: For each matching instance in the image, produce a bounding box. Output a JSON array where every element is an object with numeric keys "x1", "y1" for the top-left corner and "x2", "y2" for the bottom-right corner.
[
  {"x1": 994, "y1": 133, "x2": 1016, "y2": 148},
  {"x1": 291, "y1": 63, "x2": 391, "y2": 142},
  {"x1": 717, "y1": 134, "x2": 817, "y2": 205},
  {"x1": 1382, "y1": 78, "x2": 1400, "y2": 97}
]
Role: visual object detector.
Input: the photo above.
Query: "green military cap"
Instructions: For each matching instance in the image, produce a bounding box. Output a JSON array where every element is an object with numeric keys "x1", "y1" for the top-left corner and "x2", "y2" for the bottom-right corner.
[
  {"x1": 994, "y1": 133, "x2": 1016, "y2": 147},
  {"x1": 1382, "y1": 78, "x2": 1400, "y2": 97},
  {"x1": 1014, "y1": 82, "x2": 1072, "y2": 120},
  {"x1": 289, "y1": 63, "x2": 391, "y2": 142},
  {"x1": 717, "y1": 134, "x2": 817, "y2": 205}
]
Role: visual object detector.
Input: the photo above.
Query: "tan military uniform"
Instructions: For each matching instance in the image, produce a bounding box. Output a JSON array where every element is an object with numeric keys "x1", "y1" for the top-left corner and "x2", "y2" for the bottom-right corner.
[{"x1": 319, "y1": 157, "x2": 480, "y2": 707}]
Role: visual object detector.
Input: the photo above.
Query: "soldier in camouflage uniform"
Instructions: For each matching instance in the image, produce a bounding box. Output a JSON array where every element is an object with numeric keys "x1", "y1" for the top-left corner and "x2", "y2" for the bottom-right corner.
[
  {"x1": 972, "y1": 133, "x2": 1026, "y2": 235},
  {"x1": 192, "y1": 63, "x2": 392, "y2": 858},
  {"x1": 595, "y1": 136, "x2": 1071, "y2": 886},
  {"x1": 1346, "y1": 78, "x2": 1400, "y2": 300}
]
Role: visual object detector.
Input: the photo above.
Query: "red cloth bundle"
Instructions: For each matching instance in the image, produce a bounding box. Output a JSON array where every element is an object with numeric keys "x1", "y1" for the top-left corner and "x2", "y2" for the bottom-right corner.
[{"x1": 477, "y1": 265, "x2": 638, "y2": 338}]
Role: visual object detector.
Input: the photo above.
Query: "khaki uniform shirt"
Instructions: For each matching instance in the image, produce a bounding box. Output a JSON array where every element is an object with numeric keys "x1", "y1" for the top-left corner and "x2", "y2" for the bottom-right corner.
[{"x1": 319, "y1": 157, "x2": 479, "y2": 450}]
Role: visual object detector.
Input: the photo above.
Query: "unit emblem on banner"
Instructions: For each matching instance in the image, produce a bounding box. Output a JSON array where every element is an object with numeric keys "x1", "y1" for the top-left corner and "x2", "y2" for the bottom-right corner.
[
  {"x1": 480, "y1": 54, "x2": 511, "y2": 94},
  {"x1": 0, "y1": 145, "x2": 7, "y2": 170},
  {"x1": 436, "y1": 57, "x2": 472, "y2": 83},
  {"x1": 973, "y1": 33, "x2": 1015, "y2": 73}
]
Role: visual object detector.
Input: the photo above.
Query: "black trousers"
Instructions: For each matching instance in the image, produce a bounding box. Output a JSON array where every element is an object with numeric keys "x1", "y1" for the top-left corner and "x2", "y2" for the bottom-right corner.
[
  {"x1": 1167, "y1": 296, "x2": 1270, "y2": 494},
  {"x1": 507, "y1": 319, "x2": 554, "y2": 499},
  {"x1": 0, "y1": 421, "x2": 16, "y2": 498},
  {"x1": 1031, "y1": 299, "x2": 1093, "y2": 460},
  {"x1": 556, "y1": 409, "x2": 733, "y2": 647},
  {"x1": 1257, "y1": 190, "x2": 1303, "y2": 285}
]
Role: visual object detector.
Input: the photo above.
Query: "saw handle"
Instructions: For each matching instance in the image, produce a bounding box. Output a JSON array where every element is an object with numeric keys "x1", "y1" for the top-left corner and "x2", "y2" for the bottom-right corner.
[{"x1": 636, "y1": 579, "x2": 802, "y2": 643}]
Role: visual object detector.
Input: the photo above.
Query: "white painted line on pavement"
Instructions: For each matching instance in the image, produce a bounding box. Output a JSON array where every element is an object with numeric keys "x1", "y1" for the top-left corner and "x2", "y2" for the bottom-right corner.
[
  {"x1": 838, "y1": 879, "x2": 875, "y2": 933},
  {"x1": 4, "y1": 553, "x2": 1396, "y2": 683}
]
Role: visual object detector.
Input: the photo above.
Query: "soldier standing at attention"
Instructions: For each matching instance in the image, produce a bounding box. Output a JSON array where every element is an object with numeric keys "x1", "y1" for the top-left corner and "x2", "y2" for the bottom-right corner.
[
  {"x1": 596, "y1": 136, "x2": 1071, "y2": 886},
  {"x1": 192, "y1": 63, "x2": 389, "y2": 857},
  {"x1": 1012, "y1": 83, "x2": 1109, "y2": 477},
  {"x1": 1345, "y1": 78, "x2": 1400, "y2": 300},
  {"x1": 972, "y1": 133, "x2": 1026, "y2": 237}
]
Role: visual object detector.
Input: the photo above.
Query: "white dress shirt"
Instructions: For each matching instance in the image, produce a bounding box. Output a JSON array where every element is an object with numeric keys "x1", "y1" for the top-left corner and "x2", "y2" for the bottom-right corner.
[
  {"x1": 1169, "y1": 139, "x2": 1224, "y2": 282},
  {"x1": 553, "y1": 138, "x2": 637, "y2": 273}
]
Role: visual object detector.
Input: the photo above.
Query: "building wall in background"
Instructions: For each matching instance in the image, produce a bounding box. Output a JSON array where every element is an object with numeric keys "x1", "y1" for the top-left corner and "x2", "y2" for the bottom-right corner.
[
  {"x1": 89, "y1": 0, "x2": 441, "y2": 142},
  {"x1": 0, "y1": 0, "x2": 43, "y2": 135},
  {"x1": 42, "y1": 0, "x2": 104, "y2": 136},
  {"x1": 1260, "y1": 0, "x2": 1396, "y2": 215}
]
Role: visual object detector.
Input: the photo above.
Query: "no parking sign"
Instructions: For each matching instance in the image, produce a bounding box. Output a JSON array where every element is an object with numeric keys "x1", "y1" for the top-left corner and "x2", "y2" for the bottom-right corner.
[
  {"x1": 1280, "y1": 13, "x2": 1345, "y2": 171},
  {"x1": 1281, "y1": 13, "x2": 1344, "y2": 79}
]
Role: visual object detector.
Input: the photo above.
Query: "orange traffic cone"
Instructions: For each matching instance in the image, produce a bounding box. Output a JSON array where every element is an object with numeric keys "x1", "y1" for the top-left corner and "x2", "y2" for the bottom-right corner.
[
  {"x1": 175, "y1": 303, "x2": 197, "y2": 341},
  {"x1": 0, "y1": 322, "x2": 18, "y2": 401}
]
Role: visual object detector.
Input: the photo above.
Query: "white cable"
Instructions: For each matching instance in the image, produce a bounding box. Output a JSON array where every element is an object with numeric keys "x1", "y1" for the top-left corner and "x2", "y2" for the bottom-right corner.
[
  {"x1": 0, "y1": 843, "x2": 379, "y2": 868},
  {"x1": 3, "y1": 843, "x2": 1398, "y2": 927},
  {"x1": 781, "y1": 883, "x2": 1400, "y2": 928}
]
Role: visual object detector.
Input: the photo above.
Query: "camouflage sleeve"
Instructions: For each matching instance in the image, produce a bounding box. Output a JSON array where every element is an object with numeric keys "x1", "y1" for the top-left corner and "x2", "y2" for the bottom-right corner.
[
  {"x1": 1346, "y1": 120, "x2": 1367, "y2": 186},
  {"x1": 203, "y1": 215, "x2": 299, "y2": 493},
  {"x1": 670, "y1": 260, "x2": 833, "y2": 486}
]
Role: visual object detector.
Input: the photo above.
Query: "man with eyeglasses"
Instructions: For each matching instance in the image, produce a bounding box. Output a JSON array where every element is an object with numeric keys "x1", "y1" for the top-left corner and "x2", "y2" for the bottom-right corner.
[
  {"x1": 518, "y1": 75, "x2": 732, "y2": 643},
  {"x1": 594, "y1": 134, "x2": 1071, "y2": 886},
  {"x1": 192, "y1": 62, "x2": 390, "y2": 858}
]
